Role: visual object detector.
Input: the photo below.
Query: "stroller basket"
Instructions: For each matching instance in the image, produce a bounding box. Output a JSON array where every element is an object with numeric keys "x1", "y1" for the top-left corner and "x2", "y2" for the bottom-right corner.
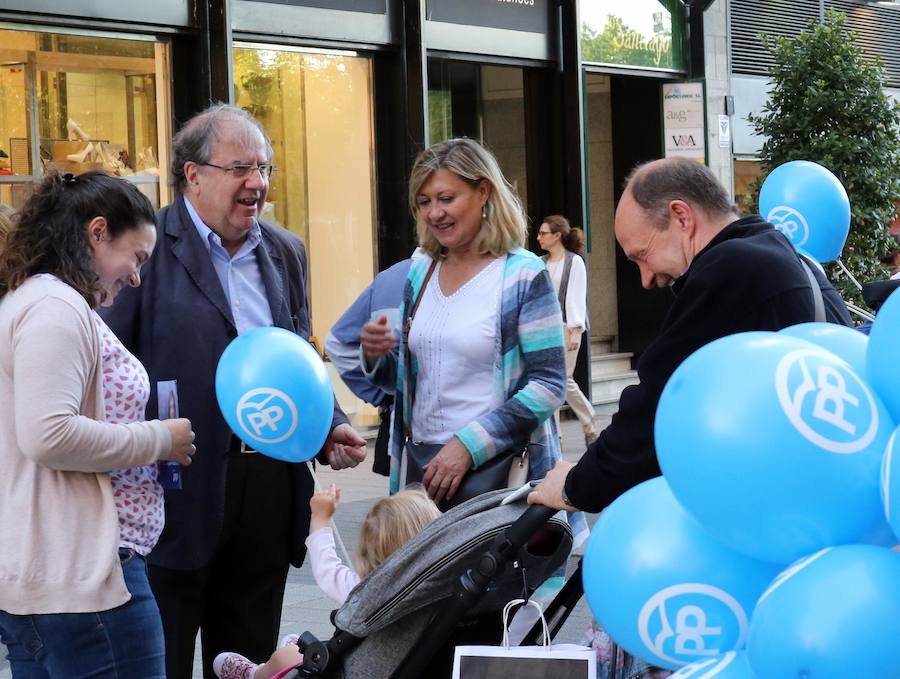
[{"x1": 292, "y1": 487, "x2": 573, "y2": 678}]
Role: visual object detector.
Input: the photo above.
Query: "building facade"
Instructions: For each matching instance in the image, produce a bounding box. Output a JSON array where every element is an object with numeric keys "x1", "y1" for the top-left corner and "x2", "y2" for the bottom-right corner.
[{"x1": 0, "y1": 0, "x2": 727, "y2": 422}]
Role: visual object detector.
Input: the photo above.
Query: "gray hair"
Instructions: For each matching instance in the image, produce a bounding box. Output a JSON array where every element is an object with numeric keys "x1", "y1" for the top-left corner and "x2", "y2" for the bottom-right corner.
[
  {"x1": 408, "y1": 138, "x2": 527, "y2": 259},
  {"x1": 170, "y1": 103, "x2": 273, "y2": 192},
  {"x1": 625, "y1": 157, "x2": 734, "y2": 230}
]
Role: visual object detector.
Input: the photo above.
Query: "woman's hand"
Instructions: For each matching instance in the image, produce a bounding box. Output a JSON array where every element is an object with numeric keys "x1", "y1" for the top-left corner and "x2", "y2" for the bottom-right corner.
[
  {"x1": 423, "y1": 437, "x2": 473, "y2": 505},
  {"x1": 566, "y1": 326, "x2": 582, "y2": 353},
  {"x1": 310, "y1": 483, "x2": 341, "y2": 532},
  {"x1": 160, "y1": 418, "x2": 196, "y2": 466},
  {"x1": 360, "y1": 316, "x2": 397, "y2": 362}
]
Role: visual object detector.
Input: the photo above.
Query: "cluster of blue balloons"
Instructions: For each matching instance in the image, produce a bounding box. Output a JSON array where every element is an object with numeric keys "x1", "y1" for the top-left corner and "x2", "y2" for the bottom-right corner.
[
  {"x1": 758, "y1": 160, "x2": 851, "y2": 263},
  {"x1": 215, "y1": 327, "x2": 334, "y2": 463},
  {"x1": 583, "y1": 288, "x2": 900, "y2": 676}
]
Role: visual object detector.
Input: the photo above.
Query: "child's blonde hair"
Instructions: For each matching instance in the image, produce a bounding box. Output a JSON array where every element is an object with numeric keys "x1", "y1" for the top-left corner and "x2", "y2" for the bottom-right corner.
[{"x1": 354, "y1": 486, "x2": 441, "y2": 577}]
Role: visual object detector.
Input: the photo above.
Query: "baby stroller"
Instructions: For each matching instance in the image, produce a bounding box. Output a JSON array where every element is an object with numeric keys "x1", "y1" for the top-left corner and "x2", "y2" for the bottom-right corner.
[{"x1": 285, "y1": 487, "x2": 575, "y2": 678}]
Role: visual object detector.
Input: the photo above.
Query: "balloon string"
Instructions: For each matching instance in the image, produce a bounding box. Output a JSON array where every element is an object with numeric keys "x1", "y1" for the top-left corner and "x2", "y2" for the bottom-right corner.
[
  {"x1": 845, "y1": 301, "x2": 875, "y2": 322},
  {"x1": 306, "y1": 460, "x2": 355, "y2": 570},
  {"x1": 836, "y1": 259, "x2": 863, "y2": 291}
]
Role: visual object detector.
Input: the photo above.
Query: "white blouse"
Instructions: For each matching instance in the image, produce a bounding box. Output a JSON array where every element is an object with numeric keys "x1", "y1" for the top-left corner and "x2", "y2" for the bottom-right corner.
[
  {"x1": 409, "y1": 257, "x2": 505, "y2": 444},
  {"x1": 546, "y1": 253, "x2": 588, "y2": 331}
]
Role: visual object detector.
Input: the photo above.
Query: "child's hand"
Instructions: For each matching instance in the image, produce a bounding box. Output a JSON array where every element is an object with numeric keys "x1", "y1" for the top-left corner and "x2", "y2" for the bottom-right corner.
[{"x1": 310, "y1": 484, "x2": 341, "y2": 532}]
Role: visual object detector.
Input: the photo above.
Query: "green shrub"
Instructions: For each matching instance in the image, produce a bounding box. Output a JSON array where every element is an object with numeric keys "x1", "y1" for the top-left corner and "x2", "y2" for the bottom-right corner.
[{"x1": 747, "y1": 10, "x2": 900, "y2": 312}]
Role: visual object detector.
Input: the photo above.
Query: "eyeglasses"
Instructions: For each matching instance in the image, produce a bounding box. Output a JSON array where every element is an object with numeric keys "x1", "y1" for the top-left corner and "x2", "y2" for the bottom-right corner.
[
  {"x1": 537, "y1": 230, "x2": 553, "y2": 236},
  {"x1": 200, "y1": 162, "x2": 276, "y2": 180}
]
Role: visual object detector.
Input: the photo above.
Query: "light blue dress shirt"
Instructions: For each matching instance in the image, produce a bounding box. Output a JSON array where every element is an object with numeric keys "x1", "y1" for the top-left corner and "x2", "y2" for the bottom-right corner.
[{"x1": 183, "y1": 197, "x2": 274, "y2": 335}]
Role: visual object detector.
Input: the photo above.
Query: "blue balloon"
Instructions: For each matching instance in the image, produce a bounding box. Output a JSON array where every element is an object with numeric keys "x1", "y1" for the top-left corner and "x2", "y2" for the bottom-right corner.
[
  {"x1": 747, "y1": 545, "x2": 900, "y2": 677},
  {"x1": 670, "y1": 651, "x2": 754, "y2": 678},
  {"x1": 759, "y1": 160, "x2": 850, "y2": 262},
  {"x1": 656, "y1": 332, "x2": 894, "y2": 564},
  {"x1": 780, "y1": 322, "x2": 868, "y2": 376},
  {"x1": 881, "y1": 427, "x2": 900, "y2": 543},
  {"x1": 215, "y1": 327, "x2": 334, "y2": 462},
  {"x1": 582, "y1": 477, "x2": 780, "y2": 670},
  {"x1": 867, "y1": 287, "x2": 900, "y2": 422}
]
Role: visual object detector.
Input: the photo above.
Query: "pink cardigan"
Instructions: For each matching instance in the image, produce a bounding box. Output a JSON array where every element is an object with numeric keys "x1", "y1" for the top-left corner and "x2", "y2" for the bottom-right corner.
[{"x1": 0, "y1": 276, "x2": 170, "y2": 614}]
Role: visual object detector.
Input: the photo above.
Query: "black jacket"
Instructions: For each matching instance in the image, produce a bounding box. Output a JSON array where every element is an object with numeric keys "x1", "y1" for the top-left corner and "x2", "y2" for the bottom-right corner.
[
  {"x1": 101, "y1": 197, "x2": 347, "y2": 569},
  {"x1": 565, "y1": 215, "x2": 852, "y2": 512}
]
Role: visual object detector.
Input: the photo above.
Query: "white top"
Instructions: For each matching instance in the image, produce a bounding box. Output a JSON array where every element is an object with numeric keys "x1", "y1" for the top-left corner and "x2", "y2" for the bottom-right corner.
[
  {"x1": 546, "y1": 253, "x2": 588, "y2": 331},
  {"x1": 409, "y1": 257, "x2": 505, "y2": 444},
  {"x1": 305, "y1": 527, "x2": 361, "y2": 605}
]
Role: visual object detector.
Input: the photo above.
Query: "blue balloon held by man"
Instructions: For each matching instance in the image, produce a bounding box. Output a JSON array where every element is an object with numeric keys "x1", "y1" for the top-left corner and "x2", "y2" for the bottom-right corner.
[
  {"x1": 655, "y1": 331, "x2": 894, "y2": 564},
  {"x1": 581, "y1": 477, "x2": 780, "y2": 670},
  {"x1": 215, "y1": 326, "x2": 334, "y2": 463},
  {"x1": 747, "y1": 544, "x2": 900, "y2": 678},
  {"x1": 670, "y1": 651, "x2": 754, "y2": 678},
  {"x1": 758, "y1": 160, "x2": 851, "y2": 263}
]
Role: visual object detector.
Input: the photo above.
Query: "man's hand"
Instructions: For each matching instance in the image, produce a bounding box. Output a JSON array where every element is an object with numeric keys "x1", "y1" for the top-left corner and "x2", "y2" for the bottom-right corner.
[
  {"x1": 422, "y1": 437, "x2": 473, "y2": 505},
  {"x1": 325, "y1": 423, "x2": 367, "y2": 470},
  {"x1": 528, "y1": 460, "x2": 577, "y2": 510}
]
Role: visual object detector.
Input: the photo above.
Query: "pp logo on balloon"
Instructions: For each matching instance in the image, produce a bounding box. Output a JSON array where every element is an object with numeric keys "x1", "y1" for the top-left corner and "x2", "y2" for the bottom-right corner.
[
  {"x1": 671, "y1": 651, "x2": 742, "y2": 677},
  {"x1": 775, "y1": 349, "x2": 879, "y2": 454},
  {"x1": 638, "y1": 584, "x2": 748, "y2": 666},
  {"x1": 235, "y1": 388, "x2": 298, "y2": 444},
  {"x1": 767, "y1": 206, "x2": 809, "y2": 248}
]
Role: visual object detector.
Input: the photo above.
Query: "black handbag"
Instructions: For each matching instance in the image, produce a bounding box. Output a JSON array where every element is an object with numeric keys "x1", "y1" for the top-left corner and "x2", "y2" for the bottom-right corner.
[
  {"x1": 404, "y1": 441, "x2": 525, "y2": 510},
  {"x1": 402, "y1": 260, "x2": 528, "y2": 510}
]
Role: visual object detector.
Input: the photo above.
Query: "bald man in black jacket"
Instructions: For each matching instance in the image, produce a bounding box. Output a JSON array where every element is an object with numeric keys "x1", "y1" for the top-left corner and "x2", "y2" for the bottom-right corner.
[{"x1": 529, "y1": 157, "x2": 851, "y2": 514}]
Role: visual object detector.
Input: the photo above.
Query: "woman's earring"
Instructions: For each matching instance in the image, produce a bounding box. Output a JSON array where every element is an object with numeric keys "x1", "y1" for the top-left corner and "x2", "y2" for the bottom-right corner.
[{"x1": 482, "y1": 205, "x2": 487, "y2": 220}]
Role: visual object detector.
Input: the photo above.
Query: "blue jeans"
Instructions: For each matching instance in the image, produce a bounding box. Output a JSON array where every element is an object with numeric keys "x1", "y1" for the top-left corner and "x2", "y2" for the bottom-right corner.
[{"x1": 0, "y1": 548, "x2": 165, "y2": 678}]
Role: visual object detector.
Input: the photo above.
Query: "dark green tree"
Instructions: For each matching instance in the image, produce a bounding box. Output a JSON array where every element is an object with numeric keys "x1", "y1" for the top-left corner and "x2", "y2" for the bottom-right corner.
[{"x1": 747, "y1": 10, "x2": 900, "y2": 311}]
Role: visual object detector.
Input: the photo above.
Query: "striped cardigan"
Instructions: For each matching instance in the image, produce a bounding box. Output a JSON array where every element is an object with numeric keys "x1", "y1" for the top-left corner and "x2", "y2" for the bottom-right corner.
[{"x1": 367, "y1": 248, "x2": 568, "y2": 494}]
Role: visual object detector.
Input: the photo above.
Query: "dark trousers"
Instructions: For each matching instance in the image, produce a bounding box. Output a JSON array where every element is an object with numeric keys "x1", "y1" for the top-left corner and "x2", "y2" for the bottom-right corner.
[{"x1": 149, "y1": 445, "x2": 293, "y2": 679}]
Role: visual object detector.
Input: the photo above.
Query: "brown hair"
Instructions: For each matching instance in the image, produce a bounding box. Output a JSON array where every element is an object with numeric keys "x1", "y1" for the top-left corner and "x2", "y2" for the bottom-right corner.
[
  {"x1": 354, "y1": 486, "x2": 441, "y2": 577},
  {"x1": 542, "y1": 214, "x2": 586, "y2": 257},
  {"x1": 624, "y1": 157, "x2": 735, "y2": 230},
  {"x1": 408, "y1": 138, "x2": 527, "y2": 260},
  {"x1": 171, "y1": 103, "x2": 274, "y2": 193},
  {"x1": 0, "y1": 171, "x2": 155, "y2": 307},
  {"x1": 0, "y1": 204, "x2": 15, "y2": 250}
]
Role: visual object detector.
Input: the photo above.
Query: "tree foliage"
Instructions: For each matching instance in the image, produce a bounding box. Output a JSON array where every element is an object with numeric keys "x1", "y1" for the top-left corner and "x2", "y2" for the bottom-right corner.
[{"x1": 747, "y1": 10, "x2": 900, "y2": 310}]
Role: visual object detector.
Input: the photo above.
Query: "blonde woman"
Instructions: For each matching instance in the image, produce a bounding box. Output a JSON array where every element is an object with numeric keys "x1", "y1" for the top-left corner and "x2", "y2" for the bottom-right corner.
[
  {"x1": 537, "y1": 215, "x2": 598, "y2": 446},
  {"x1": 360, "y1": 137, "x2": 574, "y2": 511}
]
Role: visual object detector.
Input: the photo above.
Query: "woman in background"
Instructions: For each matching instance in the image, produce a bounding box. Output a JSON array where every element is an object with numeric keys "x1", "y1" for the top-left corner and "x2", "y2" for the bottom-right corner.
[{"x1": 537, "y1": 215, "x2": 598, "y2": 447}]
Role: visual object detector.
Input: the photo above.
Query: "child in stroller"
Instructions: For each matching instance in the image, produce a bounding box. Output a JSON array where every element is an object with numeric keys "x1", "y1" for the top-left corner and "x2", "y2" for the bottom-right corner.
[
  {"x1": 213, "y1": 485, "x2": 442, "y2": 679},
  {"x1": 216, "y1": 486, "x2": 572, "y2": 679}
]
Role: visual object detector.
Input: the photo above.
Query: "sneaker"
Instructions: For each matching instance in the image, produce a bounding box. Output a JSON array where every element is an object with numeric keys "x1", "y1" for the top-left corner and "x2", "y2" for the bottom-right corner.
[{"x1": 213, "y1": 652, "x2": 258, "y2": 679}]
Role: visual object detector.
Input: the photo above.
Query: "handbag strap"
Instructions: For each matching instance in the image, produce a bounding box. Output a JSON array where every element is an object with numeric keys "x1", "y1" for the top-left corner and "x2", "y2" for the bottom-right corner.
[
  {"x1": 798, "y1": 254, "x2": 826, "y2": 322},
  {"x1": 403, "y1": 259, "x2": 438, "y2": 442}
]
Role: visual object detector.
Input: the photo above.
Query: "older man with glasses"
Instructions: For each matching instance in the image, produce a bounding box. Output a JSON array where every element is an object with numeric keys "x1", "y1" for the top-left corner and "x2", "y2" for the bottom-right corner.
[{"x1": 102, "y1": 104, "x2": 366, "y2": 679}]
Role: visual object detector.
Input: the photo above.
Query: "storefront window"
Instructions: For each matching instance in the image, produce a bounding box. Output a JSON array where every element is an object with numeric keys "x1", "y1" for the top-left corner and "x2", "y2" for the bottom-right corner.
[
  {"x1": 734, "y1": 159, "x2": 762, "y2": 215},
  {"x1": 580, "y1": 0, "x2": 686, "y2": 72},
  {"x1": 0, "y1": 28, "x2": 171, "y2": 210},
  {"x1": 233, "y1": 45, "x2": 376, "y2": 352},
  {"x1": 427, "y1": 61, "x2": 528, "y2": 208}
]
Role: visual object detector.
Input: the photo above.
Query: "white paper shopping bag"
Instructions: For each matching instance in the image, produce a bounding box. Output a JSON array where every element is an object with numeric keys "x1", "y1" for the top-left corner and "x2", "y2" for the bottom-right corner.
[{"x1": 452, "y1": 599, "x2": 596, "y2": 679}]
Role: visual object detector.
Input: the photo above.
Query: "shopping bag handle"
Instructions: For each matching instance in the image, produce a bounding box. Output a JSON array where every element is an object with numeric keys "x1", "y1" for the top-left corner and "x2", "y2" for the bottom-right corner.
[{"x1": 501, "y1": 598, "x2": 550, "y2": 650}]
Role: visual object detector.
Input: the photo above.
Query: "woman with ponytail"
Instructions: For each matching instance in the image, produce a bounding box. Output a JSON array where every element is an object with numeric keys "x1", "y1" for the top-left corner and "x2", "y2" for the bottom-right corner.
[
  {"x1": 537, "y1": 215, "x2": 598, "y2": 446},
  {"x1": 0, "y1": 171, "x2": 196, "y2": 678}
]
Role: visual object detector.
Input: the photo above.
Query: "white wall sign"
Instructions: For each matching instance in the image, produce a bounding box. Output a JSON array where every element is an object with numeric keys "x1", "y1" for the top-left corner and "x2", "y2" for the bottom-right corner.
[
  {"x1": 662, "y1": 82, "x2": 706, "y2": 162},
  {"x1": 717, "y1": 114, "x2": 731, "y2": 149}
]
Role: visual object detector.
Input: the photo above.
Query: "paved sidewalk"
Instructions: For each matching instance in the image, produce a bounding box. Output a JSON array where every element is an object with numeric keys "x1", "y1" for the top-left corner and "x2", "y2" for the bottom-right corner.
[{"x1": 0, "y1": 417, "x2": 605, "y2": 678}]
